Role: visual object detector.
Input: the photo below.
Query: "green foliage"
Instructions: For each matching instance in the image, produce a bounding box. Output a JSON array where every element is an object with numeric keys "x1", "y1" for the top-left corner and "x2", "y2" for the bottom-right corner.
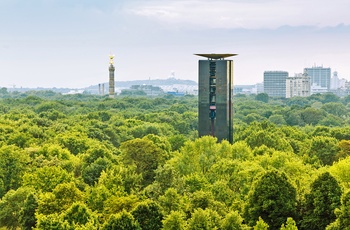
[
  {"x1": 82, "y1": 157, "x2": 111, "y2": 186},
  {"x1": 37, "y1": 182, "x2": 84, "y2": 215},
  {"x1": 19, "y1": 193, "x2": 38, "y2": 230},
  {"x1": 280, "y1": 217, "x2": 298, "y2": 230},
  {"x1": 162, "y1": 211, "x2": 186, "y2": 230},
  {"x1": 120, "y1": 138, "x2": 167, "y2": 187},
  {"x1": 1, "y1": 93, "x2": 350, "y2": 229},
  {"x1": 168, "y1": 134, "x2": 188, "y2": 151},
  {"x1": 336, "y1": 140, "x2": 350, "y2": 160},
  {"x1": 308, "y1": 136, "x2": 339, "y2": 165},
  {"x1": 187, "y1": 208, "x2": 221, "y2": 230},
  {"x1": 326, "y1": 191, "x2": 350, "y2": 230},
  {"x1": 158, "y1": 188, "x2": 184, "y2": 215},
  {"x1": 255, "y1": 93, "x2": 269, "y2": 103},
  {"x1": 285, "y1": 110, "x2": 304, "y2": 126},
  {"x1": 63, "y1": 202, "x2": 97, "y2": 226},
  {"x1": 221, "y1": 211, "x2": 246, "y2": 230},
  {"x1": 103, "y1": 194, "x2": 139, "y2": 215},
  {"x1": 329, "y1": 156, "x2": 350, "y2": 190},
  {"x1": 131, "y1": 200, "x2": 163, "y2": 230},
  {"x1": 35, "y1": 213, "x2": 70, "y2": 229},
  {"x1": 183, "y1": 173, "x2": 209, "y2": 193},
  {"x1": 86, "y1": 185, "x2": 111, "y2": 212},
  {"x1": 173, "y1": 136, "x2": 231, "y2": 176},
  {"x1": 0, "y1": 187, "x2": 35, "y2": 229},
  {"x1": 243, "y1": 113, "x2": 266, "y2": 124},
  {"x1": 254, "y1": 217, "x2": 269, "y2": 230},
  {"x1": 23, "y1": 166, "x2": 74, "y2": 193},
  {"x1": 300, "y1": 172, "x2": 342, "y2": 230},
  {"x1": 244, "y1": 171, "x2": 297, "y2": 229},
  {"x1": 321, "y1": 102, "x2": 347, "y2": 117},
  {"x1": 0, "y1": 145, "x2": 29, "y2": 197},
  {"x1": 300, "y1": 107, "x2": 325, "y2": 125},
  {"x1": 154, "y1": 163, "x2": 182, "y2": 194},
  {"x1": 102, "y1": 210, "x2": 141, "y2": 230},
  {"x1": 189, "y1": 190, "x2": 213, "y2": 211},
  {"x1": 57, "y1": 132, "x2": 90, "y2": 155},
  {"x1": 269, "y1": 114, "x2": 287, "y2": 125},
  {"x1": 210, "y1": 180, "x2": 235, "y2": 206}
]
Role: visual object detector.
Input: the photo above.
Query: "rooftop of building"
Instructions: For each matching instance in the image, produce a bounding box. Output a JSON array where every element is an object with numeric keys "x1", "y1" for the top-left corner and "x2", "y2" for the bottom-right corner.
[{"x1": 194, "y1": 54, "x2": 238, "y2": 59}]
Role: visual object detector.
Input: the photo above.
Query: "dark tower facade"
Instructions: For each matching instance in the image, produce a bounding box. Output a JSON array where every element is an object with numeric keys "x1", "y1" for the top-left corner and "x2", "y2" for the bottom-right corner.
[
  {"x1": 109, "y1": 55, "x2": 115, "y2": 98},
  {"x1": 196, "y1": 54, "x2": 237, "y2": 143}
]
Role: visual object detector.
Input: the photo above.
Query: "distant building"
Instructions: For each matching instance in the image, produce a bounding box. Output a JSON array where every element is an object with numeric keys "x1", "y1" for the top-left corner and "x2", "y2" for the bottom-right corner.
[
  {"x1": 196, "y1": 53, "x2": 237, "y2": 144},
  {"x1": 256, "y1": 82, "x2": 264, "y2": 94},
  {"x1": 311, "y1": 84, "x2": 328, "y2": 94},
  {"x1": 234, "y1": 85, "x2": 255, "y2": 95},
  {"x1": 331, "y1": 71, "x2": 340, "y2": 90},
  {"x1": 263, "y1": 71, "x2": 288, "y2": 97},
  {"x1": 167, "y1": 91, "x2": 185, "y2": 96},
  {"x1": 331, "y1": 71, "x2": 346, "y2": 90},
  {"x1": 345, "y1": 81, "x2": 350, "y2": 89},
  {"x1": 129, "y1": 84, "x2": 164, "y2": 96},
  {"x1": 304, "y1": 65, "x2": 331, "y2": 93},
  {"x1": 286, "y1": 73, "x2": 311, "y2": 98},
  {"x1": 233, "y1": 83, "x2": 263, "y2": 95}
]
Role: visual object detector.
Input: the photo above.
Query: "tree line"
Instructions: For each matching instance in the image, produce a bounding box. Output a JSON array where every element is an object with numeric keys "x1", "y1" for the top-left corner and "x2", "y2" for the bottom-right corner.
[{"x1": 0, "y1": 89, "x2": 350, "y2": 229}]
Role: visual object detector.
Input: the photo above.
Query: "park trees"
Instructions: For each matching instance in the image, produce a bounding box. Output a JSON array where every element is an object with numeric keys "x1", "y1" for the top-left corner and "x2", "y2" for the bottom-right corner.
[
  {"x1": 326, "y1": 191, "x2": 350, "y2": 230},
  {"x1": 19, "y1": 193, "x2": 38, "y2": 230},
  {"x1": 308, "y1": 136, "x2": 339, "y2": 165},
  {"x1": 2, "y1": 91, "x2": 350, "y2": 229},
  {"x1": 120, "y1": 137, "x2": 167, "y2": 187},
  {"x1": 244, "y1": 171, "x2": 297, "y2": 229},
  {"x1": 131, "y1": 200, "x2": 163, "y2": 230},
  {"x1": 0, "y1": 145, "x2": 29, "y2": 197},
  {"x1": 102, "y1": 210, "x2": 141, "y2": 230},
  {"x1": 0, "y1": 187, "x2": 35, "y2": 229},
  {"x1": 162, "y1": 211, "x2": 186, "y2": 230},
  {"x1": 300, "y1": 172, "x2": 342, "y2": 230}
]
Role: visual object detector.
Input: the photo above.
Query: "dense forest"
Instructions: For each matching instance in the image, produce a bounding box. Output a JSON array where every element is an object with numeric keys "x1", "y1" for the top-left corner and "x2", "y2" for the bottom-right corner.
[{"x1": 1, "y1": 87, "x2": 350, "y2": 229}]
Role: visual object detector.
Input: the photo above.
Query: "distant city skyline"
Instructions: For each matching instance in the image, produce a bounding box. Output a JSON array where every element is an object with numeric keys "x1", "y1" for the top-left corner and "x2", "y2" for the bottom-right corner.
[{"x1": 1, "y1": 0, "x2": 350, "y2": 88}]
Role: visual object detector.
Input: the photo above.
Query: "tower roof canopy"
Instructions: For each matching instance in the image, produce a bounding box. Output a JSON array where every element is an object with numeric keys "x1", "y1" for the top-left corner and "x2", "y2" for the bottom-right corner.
[{"x1": 195, "y1": 53, "x2": 238, "y2": 59}]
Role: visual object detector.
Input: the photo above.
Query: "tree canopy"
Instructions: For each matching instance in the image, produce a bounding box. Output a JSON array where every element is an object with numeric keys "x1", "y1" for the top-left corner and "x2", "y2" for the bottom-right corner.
[{"x1": 0, "y1": 91, "x2": 349, "y2": 229}]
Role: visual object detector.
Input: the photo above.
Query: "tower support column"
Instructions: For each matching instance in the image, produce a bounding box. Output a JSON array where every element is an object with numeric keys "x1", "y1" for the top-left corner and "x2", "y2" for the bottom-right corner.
[{"x1": 109, "y1": 55, "x2": 115, "y2": 98}]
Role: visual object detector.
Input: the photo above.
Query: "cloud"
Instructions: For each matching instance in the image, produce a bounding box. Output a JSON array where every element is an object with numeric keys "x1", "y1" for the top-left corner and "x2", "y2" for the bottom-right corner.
[{"x1": 129, "y1": 0, "x2": 350, "y2": 29}]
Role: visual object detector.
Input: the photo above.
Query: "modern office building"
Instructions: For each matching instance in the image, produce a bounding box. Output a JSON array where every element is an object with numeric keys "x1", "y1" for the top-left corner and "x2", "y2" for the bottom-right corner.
[
  {"x1": 263, "y1": 71, "x2": 289, "y2": 97},
  {"x1": 195, "y1": 53, "x2": 237, "y2": 144},
  {"x1": 304, "y1": 66, "x2": 331, "y2": 91},
  {"x1": 109, "y1": 55, "x2": 115, "y2": 98},
  {"x1": 286, "y1": 73, "x2": 311, "y2": 98}
]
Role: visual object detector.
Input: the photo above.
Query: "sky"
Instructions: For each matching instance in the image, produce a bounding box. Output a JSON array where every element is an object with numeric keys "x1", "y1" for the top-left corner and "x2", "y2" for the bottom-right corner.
[{"x1": 1, "y1": 0, "x2": 350, "y2": 88}]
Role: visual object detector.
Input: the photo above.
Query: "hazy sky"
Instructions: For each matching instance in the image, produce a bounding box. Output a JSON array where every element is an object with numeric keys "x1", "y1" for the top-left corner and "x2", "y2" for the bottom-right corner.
[{"x1": 1, "y1": 0, "x2": 350, "y2": 88}]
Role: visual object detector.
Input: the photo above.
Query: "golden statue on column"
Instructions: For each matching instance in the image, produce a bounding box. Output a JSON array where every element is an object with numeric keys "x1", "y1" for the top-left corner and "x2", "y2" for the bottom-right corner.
[{"x1": 109, "y1": 54, "x2": 115, "y2": 65}]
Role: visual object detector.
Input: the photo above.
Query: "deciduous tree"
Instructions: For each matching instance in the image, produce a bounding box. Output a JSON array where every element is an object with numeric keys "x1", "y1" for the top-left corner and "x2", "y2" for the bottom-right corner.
[
  {"x1": 300, "y1": 172, "x2": 341, "y2": 230},
  {"x1": 102, "y1": 210, "x2": 141, "y2": 230},
  {"x1": 244, "y1": 171, "x2": 297, "y2": 229}
]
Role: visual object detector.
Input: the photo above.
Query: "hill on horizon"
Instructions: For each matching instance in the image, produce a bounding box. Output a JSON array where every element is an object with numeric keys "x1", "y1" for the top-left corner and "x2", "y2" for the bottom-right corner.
[{"x1": 85, "y1": 78, "x2": 197, "y2": 90}]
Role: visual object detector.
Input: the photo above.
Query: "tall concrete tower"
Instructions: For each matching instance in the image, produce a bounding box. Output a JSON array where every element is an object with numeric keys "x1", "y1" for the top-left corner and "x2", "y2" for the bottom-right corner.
[
  {"x1": 195, "y1": 53, "x2": 237, "y2": 144},
  {"x1": 109, "y1": 55, "x2": 115, "y2": 98}
]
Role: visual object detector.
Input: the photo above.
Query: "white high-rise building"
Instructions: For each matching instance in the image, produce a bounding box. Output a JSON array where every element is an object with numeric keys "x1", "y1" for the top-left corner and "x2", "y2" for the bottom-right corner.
[
  {"x1": 331, "y1": 71, "x2": 346, "y2": 89},
  {"x1": 286, "y1": 73, "x2": 311, "y2": 98},
  {"x1": 331, "y1": 71, "x2": 340, "y2": 90}
]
